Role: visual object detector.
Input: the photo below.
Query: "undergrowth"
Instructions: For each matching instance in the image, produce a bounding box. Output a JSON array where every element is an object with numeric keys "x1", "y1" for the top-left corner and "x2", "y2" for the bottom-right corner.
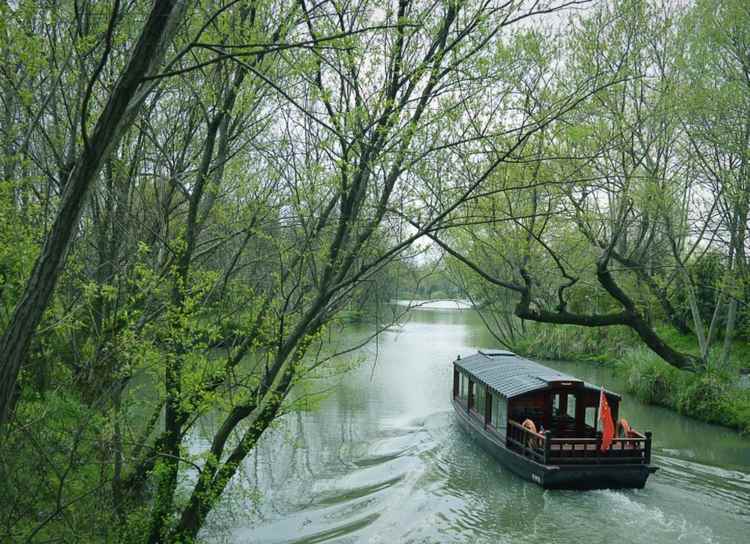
[{"x1": 512, "y1": 323, "x2": 750, "y2": 433}]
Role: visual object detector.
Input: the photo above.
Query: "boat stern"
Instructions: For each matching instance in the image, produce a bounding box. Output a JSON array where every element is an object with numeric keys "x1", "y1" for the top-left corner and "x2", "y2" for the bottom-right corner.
[{"x1": 540, "y1": 463, "x2": 658, "y2": 490}]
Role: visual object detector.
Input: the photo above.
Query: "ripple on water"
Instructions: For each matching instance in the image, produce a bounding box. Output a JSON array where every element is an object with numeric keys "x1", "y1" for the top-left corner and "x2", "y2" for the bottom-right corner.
[
  {"x1": 216, "y1": 408, "x2": 749, "y2": 544},
  {"x1": 209, "y1": 307, "x2": 750, "y2": 544},
  {"x1": 391, "y1": 413, "x2": 745, "y2": 544},
  {"x1": 654, "y1": 454, "x2": 750, "y2": 515},
  {"x1": 538, "y1": 488, "x2": 720, "y2": 544},
  {"x1": 221, "y1": 424, "x2": 433, "y2": 544}
]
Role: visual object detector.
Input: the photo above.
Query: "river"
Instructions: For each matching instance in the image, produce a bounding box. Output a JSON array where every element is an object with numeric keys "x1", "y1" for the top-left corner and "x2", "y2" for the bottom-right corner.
[{"x1": 206, "y1": 302, "x2": 750, "y2": 543}]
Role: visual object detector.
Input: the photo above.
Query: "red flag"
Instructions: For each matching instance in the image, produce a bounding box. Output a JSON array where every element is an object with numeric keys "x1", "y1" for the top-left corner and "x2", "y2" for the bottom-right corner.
[{"x1": 598, "y1": 388, "x2": 615, "y2": 452}]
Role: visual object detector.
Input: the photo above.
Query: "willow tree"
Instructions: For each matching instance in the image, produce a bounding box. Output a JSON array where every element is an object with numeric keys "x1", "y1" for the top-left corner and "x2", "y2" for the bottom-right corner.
[
  {"x1": 0, "y1": 0, "x2": 190, "y2": 425},
  {"x1": 679, "y1": 0, "x2": 750, "y2": 365},
  {"x1": 437, "y1": 0, "x2": 713, "y2": 370}
]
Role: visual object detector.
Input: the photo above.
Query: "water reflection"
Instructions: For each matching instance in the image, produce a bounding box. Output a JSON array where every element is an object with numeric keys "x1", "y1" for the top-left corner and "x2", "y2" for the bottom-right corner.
[{"x1": 210, "y1": 305, "x2": 750, "y2": 544}]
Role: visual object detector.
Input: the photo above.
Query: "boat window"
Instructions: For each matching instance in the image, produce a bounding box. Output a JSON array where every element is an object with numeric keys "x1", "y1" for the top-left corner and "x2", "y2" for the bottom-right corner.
[
  {"x1": 475, "y1": 383, "x2": 486, "y2": 416},
  {"x1": 458, "y1": 373, "x2": 469, "y2": 401},
  {"x1": 510, "y1": 397, "x2": 544, "y2": 426},
  {"x1": 491, "y1": 394, "x2": 507, "y2": 434},
  {"x1": 567, "y1": 395, "x2": 576, "y2": 419},
  {"x1": 552, "y1": 393, "x2": 561, "y2": 415},
  {"x1": 585, "y1": 406, "x2": 597, "y2": 429},
  {"x1": 491, "y1": 394, "x2": 499, "y2": 427}
]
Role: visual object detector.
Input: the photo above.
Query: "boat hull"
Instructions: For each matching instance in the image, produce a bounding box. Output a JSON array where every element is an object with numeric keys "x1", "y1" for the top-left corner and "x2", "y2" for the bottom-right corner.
[{"x1": 452, "y1": 399, "x2": 656, "y2": 490}]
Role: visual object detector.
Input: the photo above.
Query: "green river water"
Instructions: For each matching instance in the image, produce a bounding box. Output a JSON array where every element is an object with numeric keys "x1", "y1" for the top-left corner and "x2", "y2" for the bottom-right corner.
[{"x1": 204, "y1": 302, "x2": 750, "y2": 543}]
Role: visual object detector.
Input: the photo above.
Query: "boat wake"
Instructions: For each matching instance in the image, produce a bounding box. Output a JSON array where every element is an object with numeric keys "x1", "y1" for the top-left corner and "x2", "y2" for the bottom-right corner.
[{"x1": 207, "y1": 410, "x2": 749, "y2": 544}]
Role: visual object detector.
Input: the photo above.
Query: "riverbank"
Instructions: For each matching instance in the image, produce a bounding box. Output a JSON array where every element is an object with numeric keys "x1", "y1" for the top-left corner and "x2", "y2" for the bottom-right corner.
[{"x1": 511, "y1": 324, "x2": 750, "y2": 434}]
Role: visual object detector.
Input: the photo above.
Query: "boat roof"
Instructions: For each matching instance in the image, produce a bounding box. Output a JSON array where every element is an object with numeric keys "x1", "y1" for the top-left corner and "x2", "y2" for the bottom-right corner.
[{"x1": 454, "y1": 350, "x2": 621, "y2": 400}]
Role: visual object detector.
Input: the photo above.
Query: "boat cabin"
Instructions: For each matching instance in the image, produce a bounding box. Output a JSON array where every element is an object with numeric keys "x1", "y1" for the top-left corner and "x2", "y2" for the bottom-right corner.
[{"x1": 453, "y1": 350, "x2": 652, "y2": 468}]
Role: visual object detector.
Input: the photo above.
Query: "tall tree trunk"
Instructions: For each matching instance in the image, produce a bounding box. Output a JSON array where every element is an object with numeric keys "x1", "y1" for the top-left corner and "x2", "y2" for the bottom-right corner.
[
  {"x1": 0, "y1": 0, "x2": 186, "y2": 427},
  {"x1": 721, "y1": 205, "x2": 747, "y2": 366}
]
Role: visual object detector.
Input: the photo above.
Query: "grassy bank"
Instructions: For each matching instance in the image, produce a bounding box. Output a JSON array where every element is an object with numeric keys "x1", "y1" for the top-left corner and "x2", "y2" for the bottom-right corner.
[{"x1": 512, "y1": 323, "x2": 750, "y2": 434}]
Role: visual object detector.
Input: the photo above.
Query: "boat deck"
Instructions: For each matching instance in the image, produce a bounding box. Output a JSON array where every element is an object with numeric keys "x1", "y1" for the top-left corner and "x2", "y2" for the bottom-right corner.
[
  {"x1": 453, "y1": 399, "x2": 656, "y2": 489},
  {"x1": 506, "y1": 419, "x2": 652, "y2": 466}
]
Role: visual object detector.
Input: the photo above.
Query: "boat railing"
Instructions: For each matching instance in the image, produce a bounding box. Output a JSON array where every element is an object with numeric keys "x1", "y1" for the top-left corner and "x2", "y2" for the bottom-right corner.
[
  {"x1": 507, "y1": 420, "x2": 546, "y2": 464},
  {"x1": 507, "y1": 419, "x2": 652, "y2": 466}
]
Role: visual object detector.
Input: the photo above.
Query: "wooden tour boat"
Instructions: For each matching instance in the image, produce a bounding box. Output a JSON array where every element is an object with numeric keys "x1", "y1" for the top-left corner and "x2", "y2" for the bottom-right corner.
[{"x1": 452, "y1": 350, "x2": 657, "y2": 490}]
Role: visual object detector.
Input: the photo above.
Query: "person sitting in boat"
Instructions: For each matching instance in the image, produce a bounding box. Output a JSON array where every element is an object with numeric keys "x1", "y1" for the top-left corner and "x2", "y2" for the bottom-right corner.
[
  {"x1": 618, "y1": 418, "x2": 637, "y2": 449},
  {"x1": 522, "y1": 418, "x2": 543, "y2": 448}
]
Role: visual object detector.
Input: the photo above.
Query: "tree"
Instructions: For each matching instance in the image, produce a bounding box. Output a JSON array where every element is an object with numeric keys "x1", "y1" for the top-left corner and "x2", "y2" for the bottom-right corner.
[
  {"x1": 0, "y1": 1, "x2": 629, "y2": 541},
  {"x1": 437, "y1": 0, "x2": 709, "y2": 370},
  {"x1": 0, "y1": 0, "x2": 188, "y2": 426},
  {"x1": 679, "y1": 0, "x2": 750, "y2": 364}
]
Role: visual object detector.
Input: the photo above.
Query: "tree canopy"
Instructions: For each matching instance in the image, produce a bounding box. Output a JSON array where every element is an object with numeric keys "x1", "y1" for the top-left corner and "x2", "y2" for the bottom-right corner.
[{"x1": 0, "y1": 0, "x2": 747, "y2": 542}]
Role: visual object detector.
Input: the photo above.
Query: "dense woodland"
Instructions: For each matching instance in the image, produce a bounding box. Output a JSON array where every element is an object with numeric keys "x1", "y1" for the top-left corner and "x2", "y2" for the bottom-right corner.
[{"x1": 0, "y1": 0, "x2": 748, "y2": 542}]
